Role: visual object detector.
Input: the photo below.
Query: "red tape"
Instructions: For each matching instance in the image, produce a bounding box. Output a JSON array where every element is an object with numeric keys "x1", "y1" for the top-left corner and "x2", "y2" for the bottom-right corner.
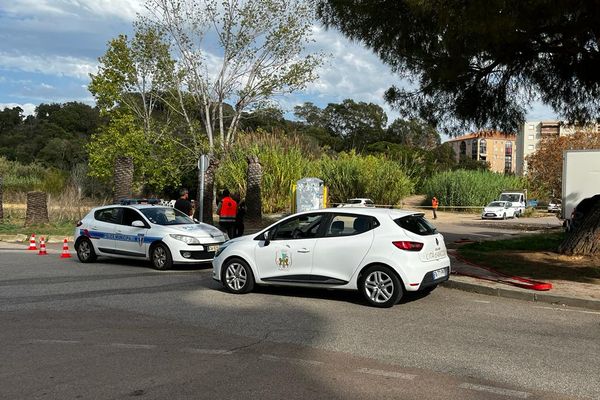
[{"x1": 452, "y1": 253, "x2": 553, "y2": 291}]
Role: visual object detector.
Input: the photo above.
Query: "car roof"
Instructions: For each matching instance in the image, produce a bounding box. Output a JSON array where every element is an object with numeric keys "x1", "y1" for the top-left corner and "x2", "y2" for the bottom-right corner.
[
  {"x1": 92, "y1": 204, "x2": 169, "y2": 211},
  {"x1": 297, "y1": 207, "x2": 418, "y2": 219}
]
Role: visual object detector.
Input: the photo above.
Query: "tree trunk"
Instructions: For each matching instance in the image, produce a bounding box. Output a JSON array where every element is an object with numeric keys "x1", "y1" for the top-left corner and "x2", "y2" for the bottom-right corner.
[
  {"x1": 113, "y1": 156, "x2": 134, "y2": 203},
  {"x1": 25, "y1": 191, "x2": 49, "y2": 226},
  {"x1": 558, "y1": 201, "x2": 600, "y2": 256},
  {"x1": 246, "y1": 155, "x2": 262, "y2": 222},
  {"x1": 201, "y1": 157, "x2": 219, "y2": 225},
  {"x1": 0, "y1": 176, "x2": 4, "y2": 222}
]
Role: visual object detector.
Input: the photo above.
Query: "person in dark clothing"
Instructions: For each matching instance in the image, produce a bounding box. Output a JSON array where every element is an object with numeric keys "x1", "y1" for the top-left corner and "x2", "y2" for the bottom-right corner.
[
  {"x1": 235, "y1": 199, "x2": 246, "y2": 238},
  {"x1": 174, "y1": 188, "x2": 193, "y2": 216}
]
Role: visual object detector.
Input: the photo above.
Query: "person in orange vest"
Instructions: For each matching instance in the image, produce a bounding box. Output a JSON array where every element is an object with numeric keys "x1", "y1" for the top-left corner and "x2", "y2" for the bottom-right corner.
[
  {"x1": 431, "y1": 196, "x2": 439, "y2": 219},
  {"x1": 217, "y1": 189, "x2": 238, "y2": 238}
]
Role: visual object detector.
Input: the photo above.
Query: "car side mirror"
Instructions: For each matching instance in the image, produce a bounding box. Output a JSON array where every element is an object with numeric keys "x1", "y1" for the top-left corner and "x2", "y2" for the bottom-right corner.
[
  {"x1": 263, "y1": 231, "x2": 271, "y2": 246},
  {"x1": 131, "y1": 220, "x2": 145, "y2": 228}
]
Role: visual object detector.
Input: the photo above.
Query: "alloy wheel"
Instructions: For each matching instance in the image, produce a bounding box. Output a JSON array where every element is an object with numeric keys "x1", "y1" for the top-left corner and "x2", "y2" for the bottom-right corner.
[
  {"x1": 225, "y1": 262, "x2": 247, "y2": 291},
  {"x1": 364, "y1": 270, "x2": 395, "y2": 304}
]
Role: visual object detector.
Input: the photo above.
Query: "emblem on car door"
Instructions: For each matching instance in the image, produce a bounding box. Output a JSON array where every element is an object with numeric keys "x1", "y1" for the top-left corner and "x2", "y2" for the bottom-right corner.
[{"x1": 275, "y1": 249, "x2": 292, "y2": 270}]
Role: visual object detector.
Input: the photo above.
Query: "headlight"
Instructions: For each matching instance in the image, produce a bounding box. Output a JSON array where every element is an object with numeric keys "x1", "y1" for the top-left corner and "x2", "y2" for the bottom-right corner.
[
  {"x1": 169, "y1": 234, "x2": 201, "y2": 245},
  {"x1": 214, "y1": 243, "x2": 229, "y2": 257}
]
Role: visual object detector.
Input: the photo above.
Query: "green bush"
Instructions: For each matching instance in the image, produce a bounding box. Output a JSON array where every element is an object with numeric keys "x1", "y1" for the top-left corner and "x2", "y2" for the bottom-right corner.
[
  {"x1": 319, "y1": 151, "x2": 413, "y2": 205},
  {"x1": 0, "y1": 157, "x2": 68, "y2": 195},
  {"x1": 423, "y1": 169, "x2": 527, "y2": 208},
  {"x1": 216, "y1": 131, "x2": 320, "y2": 213},
  {"x1": 216, "y1": 133, "x2": 414, "y2": 212}
]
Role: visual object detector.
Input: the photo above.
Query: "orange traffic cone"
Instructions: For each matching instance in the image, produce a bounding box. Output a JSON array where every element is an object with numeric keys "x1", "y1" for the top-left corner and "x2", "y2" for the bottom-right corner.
[
  {"x1": 60, "y1": 238, "x2": 72, "y2": 259},
  {"x1": 28, "y1": 233, "x2": 37, "y2": 250},
  {"x1": 38, "y1": 237, "x2": 47, "y2": 256}
]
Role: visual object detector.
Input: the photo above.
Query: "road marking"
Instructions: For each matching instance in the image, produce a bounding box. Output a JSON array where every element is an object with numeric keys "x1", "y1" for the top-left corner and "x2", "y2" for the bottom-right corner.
[
  {"x1": 102, "y1": 343, "x2": 156, "y2": 350},
  {"x1": 533, "y1": 306, "x2": 600, "y2": 315},
  {"x1": 260, "y1": 354, "x2": 324, "y2": 366},
  {"x1": 181, "y1": 348, "x2": 233, "y2": 355},
  {"x1": 459, "y1": 383, "x2": 530, "y2": 398},
  {"x1": 355, "y1": 368, "x2": 416, "y2": 380},
  {"x1": 28, "y1": 339, "x2": 80, "y2": 344}
]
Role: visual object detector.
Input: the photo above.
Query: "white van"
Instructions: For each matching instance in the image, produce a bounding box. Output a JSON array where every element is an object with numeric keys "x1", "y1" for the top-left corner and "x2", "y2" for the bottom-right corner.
[{"x1": 498, "y1": 191, "x2": 526, "y2": 216}]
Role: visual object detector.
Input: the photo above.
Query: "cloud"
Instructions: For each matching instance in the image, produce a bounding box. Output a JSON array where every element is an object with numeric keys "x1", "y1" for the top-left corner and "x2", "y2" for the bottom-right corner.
[
  {"x1": 0, "y1": 102, "x2": 37, "y2": 116},
  {"x1": 2, "y1": 0, "x2": 144, "y2": 21},
  {"x1": 0, "y1": 52, "x2": 97, "y2": 80}
]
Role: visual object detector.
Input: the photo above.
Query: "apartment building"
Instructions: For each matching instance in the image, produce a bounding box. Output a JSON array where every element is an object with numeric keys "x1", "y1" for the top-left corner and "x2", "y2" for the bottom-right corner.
[
  {"x1": 446, "y1": 131, "x2": 516, "y2": 174},
  {"x1": 515, "y1": 121, "x2": 597, "y2": 175}
]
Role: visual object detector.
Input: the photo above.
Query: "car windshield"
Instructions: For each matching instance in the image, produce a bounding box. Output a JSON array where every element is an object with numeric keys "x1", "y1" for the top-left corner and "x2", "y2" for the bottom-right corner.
[
  {"x1": 348, "y1": 199, "x2": 362, "y2": 204},
  {"x1": 141, "y1": 207, "x2": 195, "y2": 225},
  {"x1": 488, "y1": 202, "x2": 505, "y2": 207},
  {"x1": 499, "y1": 194, "x2": 520, "y2": 202}
]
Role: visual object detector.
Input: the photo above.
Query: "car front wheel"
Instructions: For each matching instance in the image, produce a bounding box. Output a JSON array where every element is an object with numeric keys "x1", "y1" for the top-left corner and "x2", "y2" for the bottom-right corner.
[
  {"x1": 75, "y1": 238, "x2": 97, "y2": 263},
  {"x1": 222, "y1": 258, "x2": 255, "y2": 294},
  {"x1": 359, "y1": 265, "x2": 403, "y2": 308},
  {"x1": 150, "y1": 243, "x2": 172, "y2": 270}
]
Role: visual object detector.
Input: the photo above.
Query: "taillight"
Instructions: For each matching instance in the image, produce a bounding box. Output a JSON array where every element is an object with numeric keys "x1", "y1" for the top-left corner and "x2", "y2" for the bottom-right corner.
[{"x1": 393, "y1": 241, "x2": 424, "y2": 251}]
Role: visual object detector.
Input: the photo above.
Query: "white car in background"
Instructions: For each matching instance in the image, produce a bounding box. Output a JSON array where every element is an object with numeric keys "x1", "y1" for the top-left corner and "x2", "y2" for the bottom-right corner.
[
  {"x1": 481, "y1": 201, "x2": 517, "y2": 220},
  {"x1": 337, "y1": 198, "x2": 375, "y2": 207},
  {"x1": 212, "y1": 208, "x2": 450, "y2": 307},
  {"x1": 74, "y1": 204, "x2": 227, "y2": 270}
]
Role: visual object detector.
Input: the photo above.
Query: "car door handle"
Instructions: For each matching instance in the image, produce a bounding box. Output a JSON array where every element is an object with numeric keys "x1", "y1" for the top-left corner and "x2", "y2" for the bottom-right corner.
[{"x1": 297, "y1": 248, "x2": 310, "y2": 253}]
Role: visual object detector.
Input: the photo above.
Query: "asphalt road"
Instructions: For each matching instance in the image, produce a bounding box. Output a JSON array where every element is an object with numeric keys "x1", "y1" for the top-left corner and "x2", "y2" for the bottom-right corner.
[{"x1": 1, "y1": 244, "x2": 598, "y2": 400}]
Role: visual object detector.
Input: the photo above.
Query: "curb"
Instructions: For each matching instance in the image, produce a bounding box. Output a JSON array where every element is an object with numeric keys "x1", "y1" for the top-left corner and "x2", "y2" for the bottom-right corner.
[
  {"x1": 441, "y1": 279, "x2": 600, "y2": 311},
  {"x1": 0, "y1": 235, "x2": 74, "y2": 244}
]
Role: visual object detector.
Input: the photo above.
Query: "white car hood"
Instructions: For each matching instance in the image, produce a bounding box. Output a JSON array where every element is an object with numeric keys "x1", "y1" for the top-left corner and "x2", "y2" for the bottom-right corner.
[
  {"x1": 168, "y1": 223, "x2": 227, "y2": 241},
  {"x1": 483, "y1": 206, "x2": 505, "y2": 213}
]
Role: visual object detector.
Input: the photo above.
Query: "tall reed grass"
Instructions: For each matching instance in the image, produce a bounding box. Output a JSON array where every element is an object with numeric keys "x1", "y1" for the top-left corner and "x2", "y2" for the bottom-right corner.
[{"x1": 423, "y1": 169, "x2": 527, "y2": 208}]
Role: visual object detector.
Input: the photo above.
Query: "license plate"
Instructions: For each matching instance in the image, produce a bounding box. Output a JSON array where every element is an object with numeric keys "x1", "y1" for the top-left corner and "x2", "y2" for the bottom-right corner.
[
  {"x1": 432, "y1": 268, "x2": 447, "y2": 280},
  {"x1": 208, "y1": 245, "x2": 219, "y2": 252}
]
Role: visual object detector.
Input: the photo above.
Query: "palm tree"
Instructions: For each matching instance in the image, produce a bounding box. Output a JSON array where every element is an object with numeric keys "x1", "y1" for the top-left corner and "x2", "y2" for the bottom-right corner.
[
  {"x1": 246, "y1": 155, "x2": 262, "y2": 222},
  {"x1": 113, "y1": 156, "x2": 134, "y2": 203},
  {"x1": 25, "y1": 191, "x2": 49, "y2": 226},
  {"x1": 201, "y1": 157, "x2": 219, "y2": 225},
  {"x1": 0, "y1": 176, "x2": 4, "y2": 222},
  {"x1": 559, "y1": 201, "x2": 600, "y2": 256}
]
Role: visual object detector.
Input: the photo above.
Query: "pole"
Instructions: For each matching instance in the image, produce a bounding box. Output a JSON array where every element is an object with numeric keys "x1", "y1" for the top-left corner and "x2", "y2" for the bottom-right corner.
[{"x1": 198, "y1": 155, "x2": 206, "y2": 223}]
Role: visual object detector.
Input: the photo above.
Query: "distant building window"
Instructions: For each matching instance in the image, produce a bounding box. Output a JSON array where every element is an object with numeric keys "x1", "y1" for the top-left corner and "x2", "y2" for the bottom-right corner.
[
  {"x1": 472, "y1": 140, "x2": 478, "y2": 160},
  {"x1": 460, "y1": 141, "x2": 466, "y2": 156},
  {"x1": 505, "y1": 155, "x2": 512, "y2": 173},
  {"x1": 528, "y1": 144, "x2": 534, "y2": 150},
  {"x1": 528, "y1": 135, "x2": 534, "y2": 140},
  {"x1": 479, "y1": 139, "x2": 487, "y2": 154},
  {"x1": 529, "y1": 124, "x2": 534, "y2": 129},
  {"x1": 505, "y1": 141, "x2": 513, "y2": 156}
]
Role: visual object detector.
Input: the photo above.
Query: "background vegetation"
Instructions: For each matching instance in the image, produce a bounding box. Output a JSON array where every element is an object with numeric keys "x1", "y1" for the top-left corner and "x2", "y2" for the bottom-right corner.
[{"x1": 423, "y1": 170, "x2": 527, "y2": 208}]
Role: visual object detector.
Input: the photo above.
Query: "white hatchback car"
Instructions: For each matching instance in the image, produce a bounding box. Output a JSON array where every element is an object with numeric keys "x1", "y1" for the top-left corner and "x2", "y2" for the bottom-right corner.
[
  {"x1": 213, "y1": 208, "x2": 450, "y2": 307},
  {"x1": 75, "y1": 204, "x2": 227, "y2": 270},
  {"x1": 481, "y1": 201, "x2": 517, "y2": 220},
  {"x1": 338, "y1": 198, "x2": 375, "y2": 207}
]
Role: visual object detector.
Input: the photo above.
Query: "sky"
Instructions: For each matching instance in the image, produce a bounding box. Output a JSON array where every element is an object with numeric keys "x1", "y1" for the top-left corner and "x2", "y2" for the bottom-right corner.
[{"x1": 0, "y1": 0, "x2": 558, "y2": 137}]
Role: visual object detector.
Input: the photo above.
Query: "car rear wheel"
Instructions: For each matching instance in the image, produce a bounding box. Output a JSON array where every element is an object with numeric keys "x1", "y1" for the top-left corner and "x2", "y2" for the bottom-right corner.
[
  {"x1": 359, "y1": 265, "x2": 402, "y2": 308},
  {"x1": 151, "y1": 243, "x2": 172, "y2": 270},
  {"x1": 222, "y1": 258, "x2": 255, "y2": 294},
  {"x1": 75, "y1": 238, "x2": 97, "y2": 263}
]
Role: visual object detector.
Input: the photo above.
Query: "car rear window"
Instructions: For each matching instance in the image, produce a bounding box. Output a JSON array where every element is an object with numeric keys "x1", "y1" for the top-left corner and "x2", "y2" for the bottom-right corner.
[{"x1": 395, "y1": 214, "x2": 437, "y2": 236}]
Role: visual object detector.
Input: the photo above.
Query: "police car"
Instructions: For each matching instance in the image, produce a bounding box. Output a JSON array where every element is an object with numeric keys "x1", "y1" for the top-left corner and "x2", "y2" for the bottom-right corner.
[
  {"x1": 74, "y1": 203, "x2": 227, "y2": 270},
  {"x1": 212, "y1": 208, "x2": 450, "y2": 307}
]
